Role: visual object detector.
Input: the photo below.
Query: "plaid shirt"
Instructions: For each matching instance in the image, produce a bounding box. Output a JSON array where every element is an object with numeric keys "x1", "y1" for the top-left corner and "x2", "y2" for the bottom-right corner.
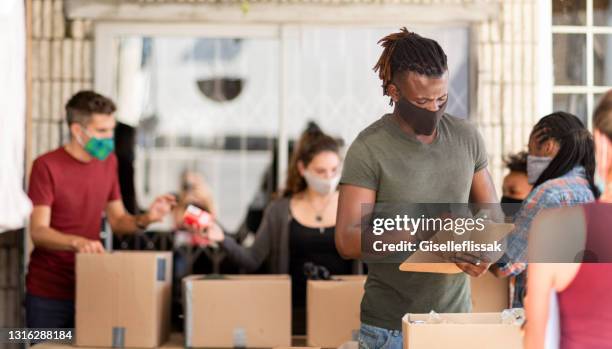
[{"x1": 496, "y1": 166, "x2": 595, "y2": 307}]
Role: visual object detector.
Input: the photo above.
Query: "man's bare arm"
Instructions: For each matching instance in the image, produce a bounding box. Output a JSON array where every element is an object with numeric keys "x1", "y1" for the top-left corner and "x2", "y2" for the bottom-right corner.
[
  {"x1": 106, "y1": 194, "x2": 176, "y2": 235},
  {"x1": 30, "y1": 206, "x2": 104, "y2": 253},
  {"x1": 335, "y1": 184, "x2": 377, "y2": 259},
  {"x1": 470, "y1": 168, "x2": 499, "y2": 204},
  {"x1": 454, "y1": 168, "x2": 501, "y2": 276}
]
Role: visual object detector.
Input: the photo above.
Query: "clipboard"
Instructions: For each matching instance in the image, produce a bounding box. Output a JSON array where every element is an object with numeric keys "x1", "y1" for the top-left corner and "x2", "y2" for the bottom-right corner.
[{"x1": 399, "y1": 222, "x2": 515, "y2": 273}]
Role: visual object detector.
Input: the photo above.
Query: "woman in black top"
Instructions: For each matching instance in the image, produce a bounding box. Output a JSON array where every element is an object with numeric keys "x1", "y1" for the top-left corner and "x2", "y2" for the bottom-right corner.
[{"x1": 206, "y1": 126, "x2": 355, "y2": 334}]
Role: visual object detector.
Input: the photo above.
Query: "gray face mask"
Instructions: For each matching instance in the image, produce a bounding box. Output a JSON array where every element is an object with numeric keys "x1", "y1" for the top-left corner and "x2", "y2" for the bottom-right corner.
[
  {"x1": 527, "y1": 155, "x2": 553, "y2": 185},
  {"x1": 303, "y1": 171, "x2": 340, "y2": 195}
]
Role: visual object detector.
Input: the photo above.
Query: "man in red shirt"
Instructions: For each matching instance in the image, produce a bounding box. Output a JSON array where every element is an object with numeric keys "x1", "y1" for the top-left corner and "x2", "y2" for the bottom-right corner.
[{"x1": 26, "y1": 90, "x2": 176, "y2": 329}]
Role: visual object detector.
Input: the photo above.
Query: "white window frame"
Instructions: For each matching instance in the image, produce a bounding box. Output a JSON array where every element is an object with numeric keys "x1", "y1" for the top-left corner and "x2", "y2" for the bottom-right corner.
[{"x1": 550, "y1": 0, "x2": 612, "y2": 128}]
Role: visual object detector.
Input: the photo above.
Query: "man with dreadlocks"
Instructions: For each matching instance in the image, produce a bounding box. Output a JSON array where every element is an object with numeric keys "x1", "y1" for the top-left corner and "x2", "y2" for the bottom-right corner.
[{"x1": 335, "y1": 28, "x2": 499, "y2": 349}]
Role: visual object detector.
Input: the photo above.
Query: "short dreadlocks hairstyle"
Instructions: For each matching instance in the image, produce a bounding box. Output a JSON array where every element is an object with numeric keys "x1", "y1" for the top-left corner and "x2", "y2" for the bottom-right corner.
[{"x1": 373, "y1": 28, "x2": 448, "y2": 105}]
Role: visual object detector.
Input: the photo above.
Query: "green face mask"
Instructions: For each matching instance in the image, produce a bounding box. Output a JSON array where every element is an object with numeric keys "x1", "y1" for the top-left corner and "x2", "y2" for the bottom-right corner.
[{"x1": 79, "y1": 128, "x2": 115, "y2": 161}]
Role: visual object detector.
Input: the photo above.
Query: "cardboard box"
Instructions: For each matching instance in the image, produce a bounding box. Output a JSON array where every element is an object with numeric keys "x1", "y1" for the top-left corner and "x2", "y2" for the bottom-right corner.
[
  {"x1": 402, "y1": 313, "x2": 522, "y2": 349},
  {"x1": 35, "y1": 335, "x2": 182, "y2": 349},
  {"x1": 75, "y1": 251, "x2": 172, "y2": 348},
  {"x1": 307, "y1": 275, "x2": 366, "y2": 348},
  {"x1": 337, "y1": 342, "x2": 358, "y2": 349},
  {"x1": 23, "y1": 342, "x2": 74, "y2": 349},
  {"x1": 160, "y1": 333, "x2": 185, "y2": 349},
  {"x1": 183, "y1": 274, "x2": 291, "y2": 348},
  {"x1": 471, "y1": 272, "x2": 509, "y2": 312},
  {"x1": 35, "y1": 334, "x2": 183, "y2": 349}
]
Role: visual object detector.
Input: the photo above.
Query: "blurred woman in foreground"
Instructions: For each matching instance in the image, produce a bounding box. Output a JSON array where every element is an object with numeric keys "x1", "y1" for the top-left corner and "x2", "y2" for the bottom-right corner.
[{"x1": 525, "y1": 91, "x2": 612, "y2": 349}]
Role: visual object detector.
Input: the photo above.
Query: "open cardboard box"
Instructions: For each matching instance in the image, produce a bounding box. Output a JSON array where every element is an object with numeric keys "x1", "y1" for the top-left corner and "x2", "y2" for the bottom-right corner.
[{"x1": 402, "y1": 312, "x2": 522, "y2": 349}]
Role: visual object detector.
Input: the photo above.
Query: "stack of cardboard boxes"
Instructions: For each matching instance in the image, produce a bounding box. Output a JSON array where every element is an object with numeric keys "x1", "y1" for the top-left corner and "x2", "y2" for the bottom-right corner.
[{"x1": 180, "y1": 274, "x2": 367, "y2": 348}]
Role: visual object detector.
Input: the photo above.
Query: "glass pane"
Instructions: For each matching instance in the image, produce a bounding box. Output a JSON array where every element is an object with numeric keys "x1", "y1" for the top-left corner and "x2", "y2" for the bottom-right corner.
[
  {"x1": 594, "y1": 0, "x2": 612, "y2": 26},
  {"x1": 553, "y1": 0, "x2": 586, "y2": 25},
  {"x1": 553, "y1": 94, "x2": 588, "y2": 124},
  {"x1": 114, "y1": 36, "x2": 279, "y2": 232},
  {"x1": 282, "y1": 26, "x2": 470, "y2": 145},
  {"x1": 594, "y1": 34, "x2": 612, "y2": 86},
  {"x1": 553, "y1": 34, "x2": 587, "y2": 85}
]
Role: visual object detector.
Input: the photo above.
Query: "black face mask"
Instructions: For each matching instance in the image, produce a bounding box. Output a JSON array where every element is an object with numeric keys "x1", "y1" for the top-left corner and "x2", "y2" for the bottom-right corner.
[
  {"x1": 500, "y1": 196, "x2": 524, "y2": 204},
  {"x1": 501, "y1": 196, "x2": 524, "y2": 219},
  {"x1": 395, "y1": 94, "x2": 447, "y2": 136}
]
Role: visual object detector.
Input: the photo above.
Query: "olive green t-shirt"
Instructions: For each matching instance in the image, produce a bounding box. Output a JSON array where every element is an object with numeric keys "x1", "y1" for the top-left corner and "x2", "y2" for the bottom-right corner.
[{"x1": 340, "y1": 113, "x2": 488, "y2": 330}]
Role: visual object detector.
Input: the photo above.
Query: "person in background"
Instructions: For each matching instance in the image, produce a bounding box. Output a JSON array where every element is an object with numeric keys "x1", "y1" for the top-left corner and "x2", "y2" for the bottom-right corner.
[
  {"x1": 26, "y1": 91, "x2": 176, "y2": 329},
  {"x1": 237, "y1": 123, "x2": 311, "y2": 266},
  {"x1": 501, "y1": 151, "x2": 532, "y2": 206},
  {"x1": 524, "y1": 90, "x2": 612, "y2": 349},
  {"x1": 114, "y1": 122, "x2": 138, "y2": 214},
  {"x1": 203, "y1": 125, "x2": 355, "y2": 335},
  {"x1": 493, "y1": 112, "x2": 598, "y2": 308},
  {"x1": 172, "y1": 170, "x2": 217, "y2": 226},
  {"x1": 495, "y1": 151, "x2": 531, "y2": 308}
]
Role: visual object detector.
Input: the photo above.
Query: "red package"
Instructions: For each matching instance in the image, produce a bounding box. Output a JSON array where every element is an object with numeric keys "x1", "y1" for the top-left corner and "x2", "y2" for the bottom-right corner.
[
  {"x1": 191, "y1": 232, "x2": 211, "y2": 246},
  {"x1": 183, "y1": 205, "x2": 212, "y2": 229}
]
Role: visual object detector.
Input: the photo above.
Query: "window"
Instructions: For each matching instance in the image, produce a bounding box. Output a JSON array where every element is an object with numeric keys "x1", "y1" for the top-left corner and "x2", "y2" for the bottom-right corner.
[
  {"x1": 97, "y1": 24, "x2": 471, "y2": 232},
  {"x1": 552, "y1": 0, "x2": 612, "y2": 126}
]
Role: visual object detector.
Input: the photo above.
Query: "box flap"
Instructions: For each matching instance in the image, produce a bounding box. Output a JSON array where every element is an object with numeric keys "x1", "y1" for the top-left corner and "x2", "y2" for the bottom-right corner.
[
  {"x1": 405, "y1": 312, "x2": 507, "y2": 324},
  {"x1": 402, "y1": 312, "x2": 522, "y2": 349}
]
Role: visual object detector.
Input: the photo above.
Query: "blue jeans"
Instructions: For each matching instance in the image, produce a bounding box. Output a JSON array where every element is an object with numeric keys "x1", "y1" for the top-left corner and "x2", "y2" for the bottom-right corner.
[
  {"x1": 25, "y1": 293, "x2": 75, "y2": 329},
  {"x1": 358, "y1": 323, "x2": 403, "y2": 349}
]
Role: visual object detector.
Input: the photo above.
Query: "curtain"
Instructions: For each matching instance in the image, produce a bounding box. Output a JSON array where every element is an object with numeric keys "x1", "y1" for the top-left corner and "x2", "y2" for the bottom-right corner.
[{"x1": 0, "y1": 0, "x2": 32, "y2": 233}]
